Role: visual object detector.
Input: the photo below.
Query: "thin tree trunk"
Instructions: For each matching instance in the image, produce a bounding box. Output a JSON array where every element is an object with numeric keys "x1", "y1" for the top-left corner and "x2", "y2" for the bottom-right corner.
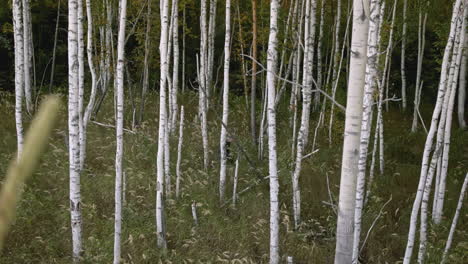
[
  {"x1": 13, "y1": 0, "x2": 24, "y2": 158},
  {"x1": 334, "y1": 0, "x2": 370, "y2": 263},
  {"x1": 176, "y1": 106, "x2": 184, "y2": 199},
  {"x1": 138, "y1": 0, "x2": 152, "y2": 126},
  {"x1": 156, "y1": 0, "x2": 169, "y2": 250},
  {"x1": 68, "y1": 0, "x2": 82, "y2": 260},
  {"x1": 77, "y1": 0, "x2": 85, "y2": 172},
  {"x1": 235, "y1": 2, "x2": 249, "y2": 107},
  {"x1": 207, "y1": 0, "x2": 217, "y2": 100},
  {"x1": 328, "y1": 0, "x2": 341, "y2": 143},
  {"x1": 401, "y1": 0, "x2": 407, "y2": 110},
  {"x1": 458, "y1": 5, "x2": 468, "y2": 130},
  {"x1": 232, "y1": 157, "x2": 239, "y2": 207},
  {"x1": 219, "y1": 0, "x2": 231, "y2": 203},
  {"x1": 22, "y1": 0, "x2": 33, "y2": 115},
  {"x1": 171, "y1": 0, "x2": 180, "y2": 132},
  {"x1": 251, "y1": 0, "x2": 258, "y2": 145},
  {"x1": 199, "y1": 0, "x2": 209, "y2": 171},
  {"x1": 441, "y1": 173, "x2": 468, "y2": 264},
  {"x1": 49, "y1": 0, "x2": 61, "y2": 93},
  {"x1": 266, "y1": 0, "x2": 280, "y2": 262}
]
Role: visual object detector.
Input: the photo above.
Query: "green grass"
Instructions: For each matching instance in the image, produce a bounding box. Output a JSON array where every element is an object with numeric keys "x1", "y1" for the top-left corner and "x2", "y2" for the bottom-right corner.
[{"x1": 0, "y1": 91, "x2": 467, "y2": 263}]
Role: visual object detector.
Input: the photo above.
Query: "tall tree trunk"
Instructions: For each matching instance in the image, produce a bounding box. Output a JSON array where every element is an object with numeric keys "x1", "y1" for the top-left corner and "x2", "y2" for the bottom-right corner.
[
  {"x1": 68, "y1": 0, "x2": 82, "y2": 260},
  {"x1": 171, "y1": 0, "x2": 180, "y2": 132},
  {"x1": 176, "y1": 106, "x2": 184, "y2": 199},
  {"x1": 334, "y1": 0, "x2": 369, "y2": 263},
  {"x1": 328, "y1": 0, "x2": 341, "y2": 143},
  {"x1": 266, "y1": 0, "x2": 280, "y2": 262},
  {"x1": 22, "y1": 0, "x2": 33, "y2": 115},
  {"x1": 207, "y1": 0, "x2": 217, "y2": 100},
  {"x1": 77, "y1": 0, "x2": 85, "y2": 171},
  {"x1": 352, "y1": 0, "x2": 381, "y2": 261},
  {"x1": 251, "y1": 0, "x2": 258, "y2": 145},
  {"x1": 13, "y1": 0, "x2": 24, "y2": 158},
  {"x1": 401, "y1": 0, "x2": 407, "y2": 110},
  {"x1": 199, "y1": 0, "x2": 209, "y2": 171},
  {"x1": 113, "y1": 0, "x2": 127, "y2": 262},
  {"x1": 219, "y1": 0, "x2": 231, "y2": 203}
]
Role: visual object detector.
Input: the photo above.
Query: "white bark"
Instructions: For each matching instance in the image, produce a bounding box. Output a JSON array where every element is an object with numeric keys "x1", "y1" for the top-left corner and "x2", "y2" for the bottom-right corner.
[
  {"x1": 441, "y1": 173, "x2": 468, "y2": 264},
  {"x1": 352, "y1": 0, "x2": 381, "y2": 261},
  {"x1": 334, "y1": 0, "x2": 369, "y2": 263},
  {"x1": 266, "y1": 0, "x2": 280, "y2": 262},
  {"x1": 138, "y1": 0, "x2": 152, "y2": 125},
  {"x1": 79, "y1": 0, "x2": 99, "y2": 172},
  {"x1": 113, "y1": 0, "x2": 127, "y2": 262},
  {"x1": 207, "y1": 0, "x2": 217, "y2": 99},
  {"x1": 77, "y1": 0, "x2": 85, "y2": 171},
  {"x1": 13, "y1": 0, "x2": 24, "y2": 158},
  {"x1": 22, "y1": 0, "x2": 32, "y2": 114},
  {"x1": 403, "y1": 1, "x2": 464, "y2": 262},
  {"x1": 171, "y1": 0, "x2": 180, "y2": 132},
  {"x1": 176, "y1": 106, "x2": 184, "y2": 199},
  {"x1": 232, "y1": 158, "x2": 239, "y2": 207},
  {"x1": 401, "y1": 0, "x2": 407, "y2": 109},
  {"x1": 434, "y1": 6, "x2": 467, "y2": 224},
  {"x1": 292, "y1": 0, "x2": 317, "y2": 229},
  {"x1": 192, "y1": 201, "x2": 198, "y2": 226},
  {"x1": 199, "y1": 0, "x2": 209, "y2": 171},
  {"x1": 219, "y1": 0, "x2": 231, "y2": 203},
  {"x1": 412, "y1": 3, "x2": 428, "y2": 133},
  {"x1": 68, "y1": 0, "x2": 82, "y2": 260},
  {"x1": 328, "y1": 0, "x2": 342, "y2": 141},
  {"x1": 157, "y1": 0, "x2": 169, "y2": 249}
]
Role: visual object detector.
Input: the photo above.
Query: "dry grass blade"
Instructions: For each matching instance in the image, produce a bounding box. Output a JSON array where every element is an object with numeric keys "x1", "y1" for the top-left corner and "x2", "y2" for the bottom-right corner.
[{"x1": 0, "y1": 96, "x2": 61, "y2": 252}]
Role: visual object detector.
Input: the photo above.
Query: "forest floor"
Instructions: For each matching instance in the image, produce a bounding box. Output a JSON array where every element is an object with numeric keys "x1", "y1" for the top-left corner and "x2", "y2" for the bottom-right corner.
[{"x1": 0, "y1": 91, "x2": 467, "y2": 263}]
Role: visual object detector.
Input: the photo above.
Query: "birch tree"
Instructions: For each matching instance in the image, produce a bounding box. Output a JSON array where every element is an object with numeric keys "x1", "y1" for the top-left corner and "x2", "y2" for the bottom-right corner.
[
  {"x1": 156, "y1": 0, "x2": 169, "y2": 249},
  {"x1": 68, "y1": 0, "x2": 82, "y2": 260},
  {"x1": 199, "y1": 0, "x2": 209, "y2": 170},
  {"x1": 328, "y1": 0, "x2": 342, "y2": 142},
  {"x1": 251, "y1": 0, "x2": 258, "y2": 144},
  {"x1": 458, "y1": 9, "x2": 468, "y2": 130},
  {"x1": 334, "y1": 0, "x2": 370, "y2": 263},
  {"x1": 401, "y1": 0, "x2": 408, "y2": 110},
  {"x1": 138, "y1": 0, "x2": 152, "y2": 125},
  {"x1": 22, "y1": 0, "x2": 33, "y2": 114},
  {"x1": 403, "y1": 1, "x2": 464, "y2": 262},
  {"x1": 266, "y1": 0, "x2": 280, "y2": 262},
  {"x1": 219, "y1": 0, "x2": 231, "y2": 202},
  {"x1": 352, "y1": 0, "x2": 381, "y2": 261},
  {"x1": 13, "y1": 0, "x2": 24, "y2": 158},
  {"x1": 171, "y1": 0, "x2": 180, "y2": 131},
  {"x1": 113, "y1": 0, "x2": 127, "y2": 262}
]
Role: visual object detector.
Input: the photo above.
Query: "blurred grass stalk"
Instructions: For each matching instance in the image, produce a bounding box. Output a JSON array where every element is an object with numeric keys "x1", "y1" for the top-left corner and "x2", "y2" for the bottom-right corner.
[{"x1": 0, "y1": 96, "x2": 60, "y2": 252}]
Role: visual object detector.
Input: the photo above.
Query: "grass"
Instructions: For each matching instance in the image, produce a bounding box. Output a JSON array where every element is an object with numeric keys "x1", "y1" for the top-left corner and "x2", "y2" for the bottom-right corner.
[{"x1": 0, "y1": 91, "x2": 467, "y2": 263}]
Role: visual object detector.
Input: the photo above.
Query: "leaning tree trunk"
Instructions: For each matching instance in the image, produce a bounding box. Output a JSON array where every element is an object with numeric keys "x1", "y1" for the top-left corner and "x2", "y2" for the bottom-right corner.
[
  {"x1": 113, "y1": 0, "x2": 127, "y2": 262},
  {"x1": 156, "y1": 0, "x2": 169, "y2": 250},
  {"x1": 49, "y1": 0, "x2": 61, "y2": 93},
  {"x1": 13, "y1": 0, "x2": 24, "y2": 158},
  {"x1": 458, "y1": 8, "x2": 468, "y2": 130},
  {"x1": 266, "y1": 0, "x2": 280, "y2": 263},
  {"x1": 68, "y1": 0, "x2": 82, "y2": 261},
  {"x1": 219, "y1": 0, "x2": 231, "y2": 203},
  {"x1": 403, "y1": 1, "x2": 463, "y2": 263},
  {"x1": 334, "y1": 0, "x2": 370, "y2": 263}
]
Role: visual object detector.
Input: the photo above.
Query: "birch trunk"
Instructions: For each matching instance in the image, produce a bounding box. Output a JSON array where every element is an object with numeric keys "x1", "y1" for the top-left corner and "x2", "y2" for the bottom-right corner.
[
  {"x1": 171, "y1": 0, "x2": 180, "y2": 132},
  {"x1": 232, "y1": 158, "x2": 239, "y2": 207},
  {"x1": 22, "y1": 0, "x2": 33, "y2": 114},
  {"x1": 251, "y1": 0, "x2": 258, "y2": 145},
  {"x1": 113, "y1": 0, "x2": 127, "y2": 262},
  {"x1": 266, "y1": 0, "x2": 280, "y2": 262},
  {"x1": 403, "y1": 1, "x2": 463, "y2": 262},
  {"x1": 334, "y1": 0, "x2": 369, "y2": 263},
  {"x1": 77, "y1": 0, "x2": 85, "y2": 171},
  {"x1": 434, "y1": 6, "x2": 467, "y2": 224},
  {"x1": 199, "y1": 0, "x2": 209, "y2": 171},
  {"x1": 328, "y1": 0, "x2": 341, "y2": 142},
  {"x1": 68, "y1": 0, "x2": 82, "y2": 260},
  {"x1": 352, "y1": 1, "x2": 381, "y2": 261},
  {"x1": 80, "y1": 0, "x2": 99, "y2": 172},
  {"x1": 441, "y1": 173, "x2": 468, "y2": 264},
  {"x1": 156, "y1": 0, "x2": 169, "y2": 249},
  {"x1": 49, "y1": 0, "x2": 61, "y2": 93},
  {"x1": 207, "y1": 0, "x2": 217, "y2": 99},
  {"x1": 176, "y1": 106, "x2": 184, "y2": 199},
  {"x1": 401, "y1": 0, "x2": 407, "y2": 109},
  {"x1": 219, "y1": 0, "x2": 231, "y2": 203},
  {"x1": 13, "y1": 0, "x2": 24, "y2": 158}
]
